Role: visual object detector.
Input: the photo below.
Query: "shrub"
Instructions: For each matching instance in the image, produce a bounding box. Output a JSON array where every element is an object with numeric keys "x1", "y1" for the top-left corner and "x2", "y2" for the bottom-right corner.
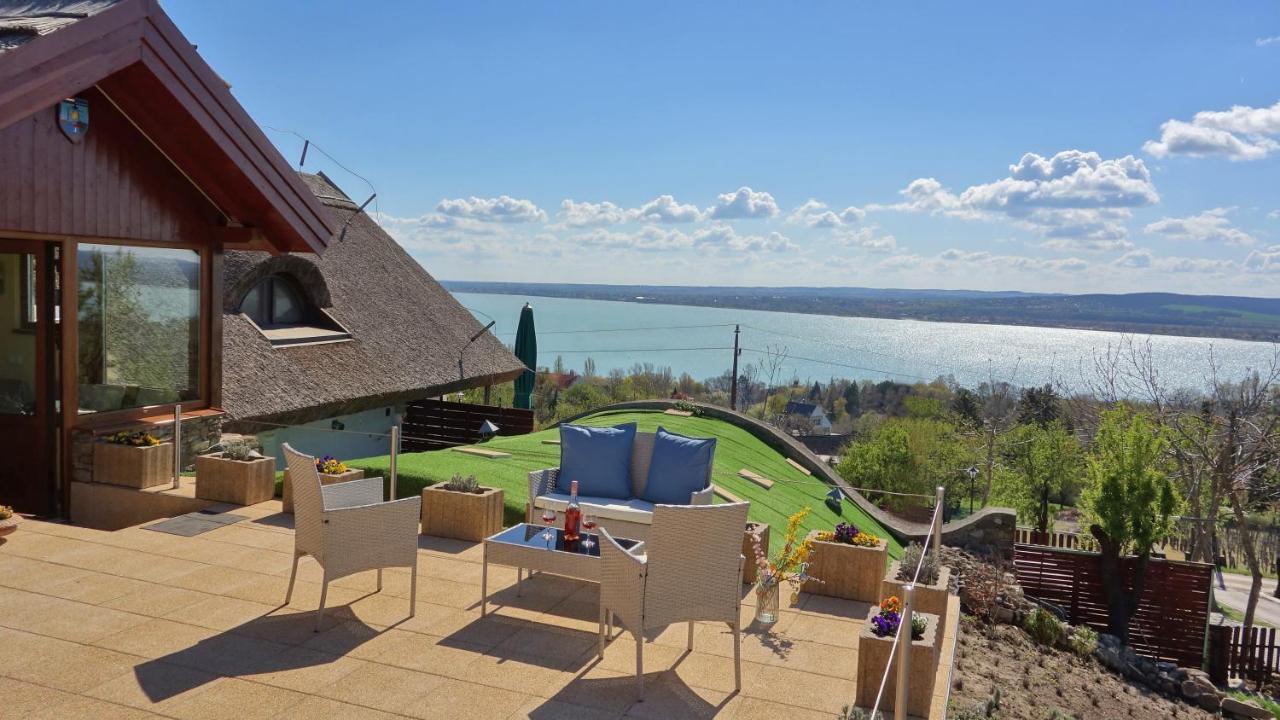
[
  {"x1": 220, "y1": 439, "x2": 257, "y2": 461},
  {"x1": 1024, "y1": 607, "x2": 1063, "y2": 647},
  {"x1": 1068, "y1": 626, "x2": 1098, "y2": 658},
  {"x1": 949, "y1": 687, "x2": 1001, "y2": 719},
  {"x1": 959, "y1": 561, "x2": 1004, "y2": 622},
  {"x1": 442, "y1": 474, "x2": 481, "y2": 493},
  {"x1": 896, "y1": 543, "x2": 939, "y2": 585},
  {"x1": 836, "y1": 706, "x2": 882, "y2": 720},
  {"x1": 910, "y1": 613, "x2": 928, "y2": 640}
]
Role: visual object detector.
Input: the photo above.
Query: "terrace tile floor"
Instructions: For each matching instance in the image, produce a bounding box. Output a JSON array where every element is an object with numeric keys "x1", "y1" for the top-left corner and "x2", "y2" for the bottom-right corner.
[{"x1": 0, "y1": 502, "x2": 957, "y2": 719}]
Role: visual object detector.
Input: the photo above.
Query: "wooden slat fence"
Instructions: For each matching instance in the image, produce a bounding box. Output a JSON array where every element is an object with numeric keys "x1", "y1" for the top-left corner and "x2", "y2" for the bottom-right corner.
[
  {"x1": 1225, "y1": 625, "x2": 1280, "y2": 684},
  {"x1": 1014, "y1": 544, "x2": 1213, "y2": 667},
  {"x1": 401, "y1": 399, "x2": 534, "y2": 452}
]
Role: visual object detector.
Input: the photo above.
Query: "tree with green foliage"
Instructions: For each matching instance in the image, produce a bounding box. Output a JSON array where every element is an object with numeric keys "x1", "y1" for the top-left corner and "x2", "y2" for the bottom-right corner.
[
  {"x1": 843, "y1": 381, "x2": 861, "y2": 417},
  {"x1": 1081, "y1": 408, "x2": 1178, "y2": 644},
  {"x1": 1017, "y1": 384, "x2": 1064, "y2": 428},
  {"x1": 837, "y1": 417, "x2": 971, "y2": 508},
  {"x1": 999, "y1": 421, "x2": 1080, "y2": 535}
]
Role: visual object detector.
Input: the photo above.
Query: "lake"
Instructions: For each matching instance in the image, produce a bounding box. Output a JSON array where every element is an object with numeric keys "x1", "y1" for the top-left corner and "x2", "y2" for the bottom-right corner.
[{"x1": 455, "y1": 292, "x2": 1279, "y2": 394}]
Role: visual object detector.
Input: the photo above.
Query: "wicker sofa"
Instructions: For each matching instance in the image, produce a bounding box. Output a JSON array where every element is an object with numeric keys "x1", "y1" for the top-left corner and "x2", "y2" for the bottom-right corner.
[{"x1": 528, "y1": 431, "x2": 715, "y2": 541}]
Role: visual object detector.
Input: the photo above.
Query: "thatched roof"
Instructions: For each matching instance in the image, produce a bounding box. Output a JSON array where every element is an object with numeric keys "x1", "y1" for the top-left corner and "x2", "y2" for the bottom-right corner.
[
  {"x1": 221, "y1": 172, "x2": 526, "y2": 426},
  {"x1": 0, "y1": 1, "x2": 118, "y2": 53}
]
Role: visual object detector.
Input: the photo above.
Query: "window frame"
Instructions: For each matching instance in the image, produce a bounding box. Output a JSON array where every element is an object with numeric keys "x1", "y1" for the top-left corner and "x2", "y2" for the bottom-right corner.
[{"x1": 237, "y1": 273, "x2": 351, "y2": 347}]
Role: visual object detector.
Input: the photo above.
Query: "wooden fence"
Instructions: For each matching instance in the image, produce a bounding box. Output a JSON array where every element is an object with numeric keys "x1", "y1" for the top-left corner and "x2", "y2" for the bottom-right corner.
[
  {"x1": 1014, "y1": 544, "x2": 1213, "y2": 667},
  {"x1": 1208, "y1": 624, "x2": 1280, "y2": 684},
  {"x1": 1014, "y1": 527, "x2": 1098, "y2": 552},
  {"x1": 401, "y1": 399, "x2": 535, "y2": 452}
]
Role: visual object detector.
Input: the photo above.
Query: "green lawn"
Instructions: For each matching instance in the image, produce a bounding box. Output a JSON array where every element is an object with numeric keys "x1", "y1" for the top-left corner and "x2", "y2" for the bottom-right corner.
[{"x1": 345, "y1": 409, "x2": 902, "y2": 558}]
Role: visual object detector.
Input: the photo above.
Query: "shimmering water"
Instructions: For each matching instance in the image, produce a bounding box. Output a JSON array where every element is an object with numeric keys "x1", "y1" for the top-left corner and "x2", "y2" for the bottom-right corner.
[{"x1": 456, "y1": 292, "x2": 1279, "y2": 394}]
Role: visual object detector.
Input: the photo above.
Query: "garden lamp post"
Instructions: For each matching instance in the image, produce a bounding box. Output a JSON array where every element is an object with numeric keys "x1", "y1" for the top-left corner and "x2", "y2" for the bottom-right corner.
[{"x1": 966, "y1": 465, "x2": 979, "y2": 514}]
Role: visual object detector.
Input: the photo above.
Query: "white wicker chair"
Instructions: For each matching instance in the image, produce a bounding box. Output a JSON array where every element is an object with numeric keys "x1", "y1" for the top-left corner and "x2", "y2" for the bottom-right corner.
[
  {"x1": 598, "y1": 501, "x2": 750, "y2": 698},
  {"x1": 282, "y1": 443, "x2": 422, "y2": 631}
]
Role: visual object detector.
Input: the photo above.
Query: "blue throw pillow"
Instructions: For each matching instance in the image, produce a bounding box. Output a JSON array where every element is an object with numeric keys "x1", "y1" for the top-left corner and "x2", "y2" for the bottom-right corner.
[
  {"x1": 640, "y1": 426, "x2": 715, "y2": 505},
  {"x1": 558, "y1": 423, "x2": 636, "y2": 499}
]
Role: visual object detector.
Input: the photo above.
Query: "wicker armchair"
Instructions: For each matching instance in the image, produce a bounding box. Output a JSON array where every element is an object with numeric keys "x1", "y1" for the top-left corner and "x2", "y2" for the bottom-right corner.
[
  {"x1": 598, "y1": 501, "x2": 750, "y2": 698},
  {"x1": 282, "y1": 443, "x2": 421, "y2": 631}
]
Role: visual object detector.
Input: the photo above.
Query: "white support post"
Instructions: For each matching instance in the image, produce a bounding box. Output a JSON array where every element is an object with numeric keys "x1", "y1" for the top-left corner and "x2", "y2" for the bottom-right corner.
[
  {"x1": 389, "y1": 425, "x2": 399, "y2": 500},
  {"x1": 894, "y1": 583, "x2": 915, "y2": 720},
  {"x1": 171, "y1": 404, "x2": 182, "y2": 490},
  {"x1": 932, "y1": 485, "x2": 945, "y2": 558}
]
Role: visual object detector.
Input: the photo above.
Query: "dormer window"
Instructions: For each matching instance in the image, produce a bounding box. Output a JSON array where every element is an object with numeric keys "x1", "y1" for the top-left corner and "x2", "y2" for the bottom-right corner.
[{"x1": 238, "y1": 274, "x2": 350, "y2": 347}]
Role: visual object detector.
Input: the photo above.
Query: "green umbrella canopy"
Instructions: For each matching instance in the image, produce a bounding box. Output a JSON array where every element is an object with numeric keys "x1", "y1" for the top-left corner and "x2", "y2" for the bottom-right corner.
[{"x1": 513, "y1": 303, "x2": 537, "y2": 409}]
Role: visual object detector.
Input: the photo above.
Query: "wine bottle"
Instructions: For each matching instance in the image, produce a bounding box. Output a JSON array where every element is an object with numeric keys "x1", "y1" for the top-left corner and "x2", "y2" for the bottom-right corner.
[{"x1": 564, "y1": 480, "x2": 582, "y2": 542}]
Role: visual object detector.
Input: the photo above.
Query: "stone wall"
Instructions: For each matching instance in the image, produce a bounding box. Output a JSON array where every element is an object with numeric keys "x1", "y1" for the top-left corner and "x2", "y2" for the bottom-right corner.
[{"x1": 71, "y1": 412, "x2": 223, "y2": 485}]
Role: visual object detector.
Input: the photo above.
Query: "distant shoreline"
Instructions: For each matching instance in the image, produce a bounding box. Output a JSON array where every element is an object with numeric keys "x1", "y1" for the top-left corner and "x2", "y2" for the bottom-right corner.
[{"x1": 444, "y1": 281, "x2": 1280, "y2": 344}]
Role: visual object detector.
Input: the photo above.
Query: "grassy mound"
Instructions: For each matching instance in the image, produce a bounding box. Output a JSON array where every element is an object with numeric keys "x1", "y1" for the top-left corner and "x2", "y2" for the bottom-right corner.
[{"x1": 346, "y1": 408, "x2": 900, "y2": 557}]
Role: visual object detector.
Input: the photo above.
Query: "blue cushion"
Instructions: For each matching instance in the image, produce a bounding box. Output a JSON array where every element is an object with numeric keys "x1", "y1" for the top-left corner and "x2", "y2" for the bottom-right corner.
[
  {"x1": 558, "y1": 423, "x2": 636, "y2": 499},
  {"x1": 640, "y1": 426, "x2": 715, "y2": 505}
]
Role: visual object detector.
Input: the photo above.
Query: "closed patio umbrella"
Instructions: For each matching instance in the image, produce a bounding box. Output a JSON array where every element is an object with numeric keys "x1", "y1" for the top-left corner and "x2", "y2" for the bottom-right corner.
[{"x1": 513, "y1": 303, "x2": 537, "y2": 409}]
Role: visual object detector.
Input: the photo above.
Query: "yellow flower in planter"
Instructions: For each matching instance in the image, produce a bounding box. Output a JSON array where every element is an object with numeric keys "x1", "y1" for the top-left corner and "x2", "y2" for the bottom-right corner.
[{"x1": 315, "y1": 455, "x2": 348, "y2": 475}]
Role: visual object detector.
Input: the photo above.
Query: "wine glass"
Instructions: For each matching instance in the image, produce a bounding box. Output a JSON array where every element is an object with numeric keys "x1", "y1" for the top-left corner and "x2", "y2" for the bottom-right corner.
[
  {"x1": 541, "y1": 506, "x2": 557, "y2": 543},
  {"x1": 581, "y1": 512, "x2": 598, "y2": 551}
]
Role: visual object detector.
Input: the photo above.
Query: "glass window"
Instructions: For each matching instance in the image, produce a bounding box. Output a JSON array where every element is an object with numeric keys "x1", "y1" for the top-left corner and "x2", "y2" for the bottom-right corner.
[
  {"x1": 271, "y1": 280, "x2": 304, "y2": 324},
  {"x1": 77, "y1": 244, "x2": 200, "y2": 413},
  {"x1": 0, "y1": 252, "x2": 37, "y2": 415}
]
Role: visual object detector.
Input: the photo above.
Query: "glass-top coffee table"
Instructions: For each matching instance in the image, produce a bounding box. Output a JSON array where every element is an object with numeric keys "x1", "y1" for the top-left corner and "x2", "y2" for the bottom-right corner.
[{"x1": 481, "y1": 523, "x2": 642, "y2": 617}]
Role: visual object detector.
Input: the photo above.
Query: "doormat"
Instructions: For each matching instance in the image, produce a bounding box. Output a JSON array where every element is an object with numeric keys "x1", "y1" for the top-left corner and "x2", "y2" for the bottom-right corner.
[{"x1": 144, "y1": 511, "x2": 248, "y2": 537}]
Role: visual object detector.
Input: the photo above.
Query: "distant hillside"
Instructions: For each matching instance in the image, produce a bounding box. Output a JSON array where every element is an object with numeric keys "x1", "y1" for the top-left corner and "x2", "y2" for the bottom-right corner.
[{"x1": 444, "y1": 281, "x2": 1280, "y2": 342}]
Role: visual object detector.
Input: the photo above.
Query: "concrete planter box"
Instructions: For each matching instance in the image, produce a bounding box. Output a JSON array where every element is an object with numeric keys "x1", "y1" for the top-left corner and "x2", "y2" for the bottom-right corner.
[
  {"x1": 195, "y1": 453, "x2": 275, "y2": 506},
  {"x1": 855, "y1": 608, "x2": 941, "y2": 718},
  {"x1": 801, "y1": 531, "x2": 887, "y2": 602},
  {"x1": 93, "y1": 441, "x2": 173, "y2": 489},
  {"x1": 282, "y1": 467, "x2": 364, "y2": 513},
  {"x1": 882, "y1": 561, "x2": 953, "y2": 634},
  {"x1": 421, "y1": 484, "x2": 503, "y2": 541},
  {"x1": 743, "y1": 522, "x2": 770, "y2": 585}
]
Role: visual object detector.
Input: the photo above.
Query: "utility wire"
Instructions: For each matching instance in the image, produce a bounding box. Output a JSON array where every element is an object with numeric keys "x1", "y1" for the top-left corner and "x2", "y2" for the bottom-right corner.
[{"x1": 261, "y1": 126, "x2": 379, "y2": 217}]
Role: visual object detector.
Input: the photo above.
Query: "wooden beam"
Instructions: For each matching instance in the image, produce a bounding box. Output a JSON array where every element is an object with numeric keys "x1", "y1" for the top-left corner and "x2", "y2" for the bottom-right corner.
[
  {"x1": 713, "y1": 484, "x2": 743, "y2": 504},
  {"x1": 738, "y1": 469, "x2": 775, "y2": 490},
  {"x1": 786, "y1": 458, "x2": 812, "y2": 476}
]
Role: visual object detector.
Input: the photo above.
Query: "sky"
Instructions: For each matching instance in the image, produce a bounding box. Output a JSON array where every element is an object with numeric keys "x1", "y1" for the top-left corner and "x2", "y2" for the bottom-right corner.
[{"x1": 167, "y1": 1, "x2": 1280, "y2": 296}]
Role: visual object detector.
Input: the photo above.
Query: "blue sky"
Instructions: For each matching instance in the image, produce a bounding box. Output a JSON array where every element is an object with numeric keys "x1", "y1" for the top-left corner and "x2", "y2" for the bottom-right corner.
[{"x1": 168, "y1": 1, "x2": 1280, "y2": 295}]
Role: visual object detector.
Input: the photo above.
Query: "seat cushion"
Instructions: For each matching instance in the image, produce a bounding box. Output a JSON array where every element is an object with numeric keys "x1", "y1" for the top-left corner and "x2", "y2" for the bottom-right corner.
[
  {"x1": 639, "y1": 426, "x2": 715, "y2": 505},
  {"x1": 558, "y1": 422, "x2": 636, "y2": 499},
  {"x1": 534, "y1": 492, "x2": 655, "y2": 525}
]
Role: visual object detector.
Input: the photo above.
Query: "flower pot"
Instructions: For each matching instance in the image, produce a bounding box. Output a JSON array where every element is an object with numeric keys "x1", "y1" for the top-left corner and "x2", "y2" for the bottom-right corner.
[
  {"x1": 755, "y1": 582, "x2": 781, "y2": 625},
  {"x1": 801, "y1": 531, "x2": 887, "y2": 602},
  {"x1": 855, "y1": 607, "x2": 941, "y2": 718},
  {"x1": 743, "y1": 522, "x2": 770, "y2": 585},
  {"x1": 195, "y1": 453, "x2": 275, "y2": 506},
  {"x1": 421, "y1": 484, "x2": 504, "y2": 541},
  {"x1": 282, "y1": 467, "x2": 364, "y2": 513},
  {"x1": 882, "y1": 560, "x2": 953, "y2": 634},
  {"x1": 93, "y1": 441, "x2": 174, "y2": 489}
]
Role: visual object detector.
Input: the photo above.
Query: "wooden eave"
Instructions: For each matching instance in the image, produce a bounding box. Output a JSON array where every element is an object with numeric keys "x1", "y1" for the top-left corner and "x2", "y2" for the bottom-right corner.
[{"x1": 0, "y1": 0, "x2": 335, "y2": 254}]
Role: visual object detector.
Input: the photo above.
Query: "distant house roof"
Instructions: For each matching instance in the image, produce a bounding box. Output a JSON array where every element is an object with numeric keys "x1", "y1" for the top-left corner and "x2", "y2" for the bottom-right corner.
[
  {"x1": 0, "y1": 0, "x2": 334, "y2": 253},
  {"x1": 221, "y1": 173, "x2": 527, "y2": 426},
  {"x1": 543, "y1": 371, "x2": 580, "y2": 391},
  {"x1": 784, "y1": 400, "x2": 823, "y2": 417}
]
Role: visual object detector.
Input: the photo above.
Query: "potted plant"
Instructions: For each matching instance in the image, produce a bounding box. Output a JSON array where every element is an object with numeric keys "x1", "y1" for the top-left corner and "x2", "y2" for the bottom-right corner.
[
  {"x1": 742, "y1": 522, "x2": 770, "y2": 585},
  {"x1": 749, "y1": 507, "x2": 819, "y2": 625},
  {"x1": 802, "y1": 522, "x2": 888, "y2": 602},
  {"x1": 0, "y1": 505, "x2": 17, "y2": 539},
  {"x1": 93, "y1": 430, "x2": 173, "y2": 489},
  {"x1": 881, "y1": 542, "x2": 953, "y2": 632},
  {"x1": 195, "y1": 438, "x2": 275, "y2": 506},
  {"x1": 855, "y1": 596, "x2": 940, "y2": 718},
  {"x1": 282, "y1": 454, "x2": 364, "y2": 513},
  {"x1": 421, "y1": 474, "x2": 503, "y2": 542}
]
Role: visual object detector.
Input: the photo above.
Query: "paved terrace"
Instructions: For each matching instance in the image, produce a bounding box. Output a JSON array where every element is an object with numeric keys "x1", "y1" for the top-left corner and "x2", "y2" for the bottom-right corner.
[{"x1": 0, "y1": 503, "x2": 957, "y2": 719}]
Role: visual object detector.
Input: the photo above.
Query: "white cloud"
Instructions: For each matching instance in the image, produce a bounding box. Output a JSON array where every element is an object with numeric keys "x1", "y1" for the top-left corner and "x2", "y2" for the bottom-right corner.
[
  {"x1": 786, "y1": 199, "x2": 866, "y2": 228},
  {"x1": 633, "y1": 194, "x2": 704, "y2": 223},
  {"x1": 375, "y1": 211, "x2": 498, "y2": 237},
  {"x1": 1143, "y1": 208, "x2": 1256, "y2": 246},
  {"x1": 874, "y1": 151, "x2": 1158, "y2": 241},
  {"x1": 692, "y1": 224, "x2": 796, "y2": 253},
  {"x1": 1268, "y1": 209, "x2": 1280, "y2": 220},
  {"x1": 436, "y1": 195, "x2": 548, "y2": 223},
  {"x1": 1114, "y1": 249, "x2": 1153, "y2": 268},
  {"x1": 557, "y1": 199, "x2": 630, "y2": 227},
  {"x1": 884, "y1": 248, "x2": 1093, "y2": 275},
  {"x1": 834, "y1": 226, "x2": 898, "y2": 252},
  {"x1": 1258, "y1": 36, "x2": 1280, "y2": 47},
  {"x1": 1245, "y1": 245, "x2": 1280, "y2": 274},
  {"x1": 1144, "y1": 101, "x2": 1280, "y2": 161},
  {"x1": 706, "y1": 186, "x2": 780, "y2": 219}
]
